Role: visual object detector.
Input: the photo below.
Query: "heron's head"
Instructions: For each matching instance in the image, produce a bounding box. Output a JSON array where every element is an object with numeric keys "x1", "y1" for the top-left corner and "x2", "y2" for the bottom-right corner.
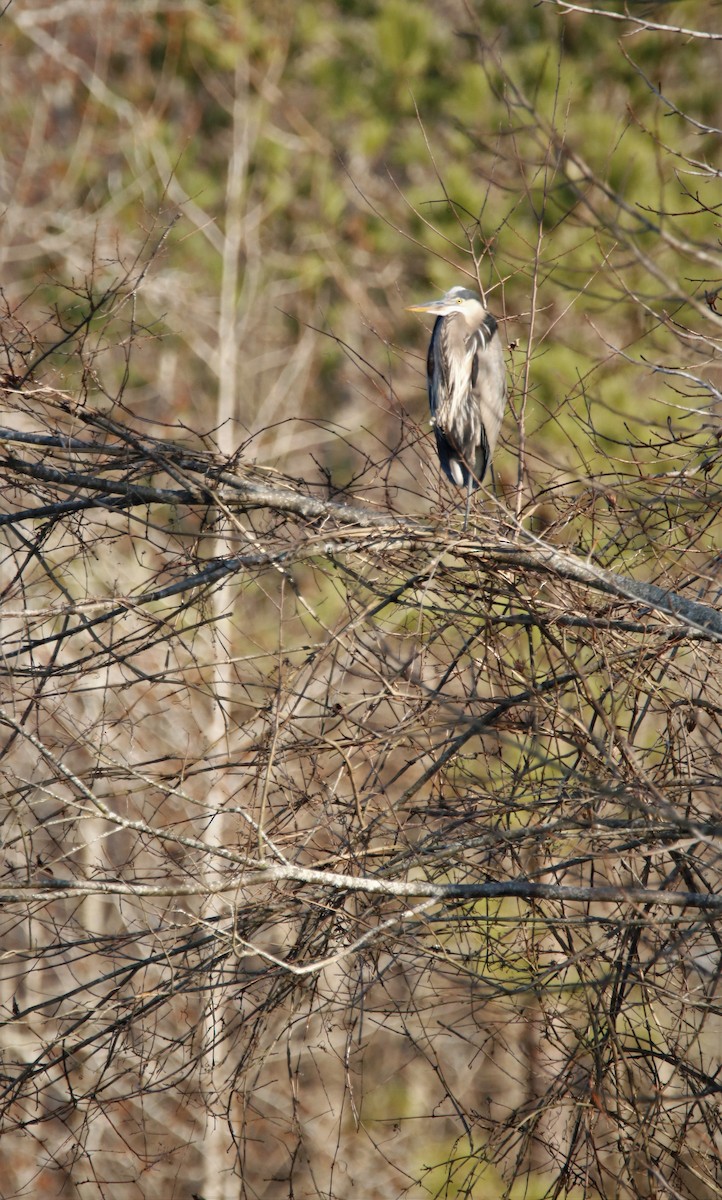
[{"x1": 406, "y1": 286, "x2": 485, "y2": 320}]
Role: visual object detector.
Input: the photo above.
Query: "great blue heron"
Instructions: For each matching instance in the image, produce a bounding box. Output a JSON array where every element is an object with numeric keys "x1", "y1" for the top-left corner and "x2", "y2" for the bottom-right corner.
[{"x1": 407, "y1": 285, "x2": 507, "y2": 529}]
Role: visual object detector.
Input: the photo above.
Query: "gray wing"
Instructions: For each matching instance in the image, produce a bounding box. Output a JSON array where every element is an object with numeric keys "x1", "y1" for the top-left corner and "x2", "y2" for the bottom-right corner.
[
  {"x1": 467, "y1": 315, "x2": 507, "y2": 482},
  {"x1": 427, "y1": 317, "x2": 462, "y2": 486}
]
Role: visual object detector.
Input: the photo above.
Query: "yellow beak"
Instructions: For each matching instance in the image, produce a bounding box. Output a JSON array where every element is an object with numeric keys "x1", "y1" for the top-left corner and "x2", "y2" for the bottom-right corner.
[{"x1": 406, "y1": 300, "x2": 443, "y2": 314}]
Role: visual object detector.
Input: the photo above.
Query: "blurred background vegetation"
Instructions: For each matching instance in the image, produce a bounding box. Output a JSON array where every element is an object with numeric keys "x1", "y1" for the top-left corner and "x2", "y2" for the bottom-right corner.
[
  {"x1": 1, "y1": 2, "x2": 721, "y2": 1198},
  {"x1": 3, "y1": 0, "x2": 720, "y2": 522}
]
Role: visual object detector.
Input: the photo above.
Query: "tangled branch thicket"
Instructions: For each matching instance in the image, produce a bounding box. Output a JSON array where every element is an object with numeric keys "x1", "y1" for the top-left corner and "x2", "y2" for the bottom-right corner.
[
  {"x1": 0, "y1": 293, "x2": 721, "y2": 1199},
  {"x1": 1, "y1": 2, "x2": 722, "y2": 1198}
]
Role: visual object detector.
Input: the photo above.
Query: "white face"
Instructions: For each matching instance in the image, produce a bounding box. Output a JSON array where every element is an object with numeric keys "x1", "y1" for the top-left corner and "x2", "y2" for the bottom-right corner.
[{"x1": 439, "y1": 290, "x2": 473, "y2": 314}]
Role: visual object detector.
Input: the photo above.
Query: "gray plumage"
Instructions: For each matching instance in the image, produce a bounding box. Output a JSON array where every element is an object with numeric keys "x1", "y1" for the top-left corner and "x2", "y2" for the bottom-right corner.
[{"x1": 407, "y1": 285, "x2": 507, "y2": 527}]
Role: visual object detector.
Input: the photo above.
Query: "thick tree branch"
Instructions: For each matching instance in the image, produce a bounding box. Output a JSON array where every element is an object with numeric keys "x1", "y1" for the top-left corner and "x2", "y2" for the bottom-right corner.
[
  {"x1": 2, "y1": 420, "x2": 721, "y2": 639},
  {"x1": 2, "y1": 871, "x2": 721, "y2": 911}
]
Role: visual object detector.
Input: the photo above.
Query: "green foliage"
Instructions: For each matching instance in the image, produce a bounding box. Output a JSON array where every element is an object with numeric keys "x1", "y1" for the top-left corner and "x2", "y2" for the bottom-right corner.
[{"x1": 6, "y1": 0, "x2": 718, "y2": 480}]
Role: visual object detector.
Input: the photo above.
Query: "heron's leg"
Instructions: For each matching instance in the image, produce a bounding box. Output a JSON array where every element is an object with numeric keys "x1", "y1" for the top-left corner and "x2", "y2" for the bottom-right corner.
[{"x1": 463, "y1": 473, "x2": 472, "y2": 532}]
